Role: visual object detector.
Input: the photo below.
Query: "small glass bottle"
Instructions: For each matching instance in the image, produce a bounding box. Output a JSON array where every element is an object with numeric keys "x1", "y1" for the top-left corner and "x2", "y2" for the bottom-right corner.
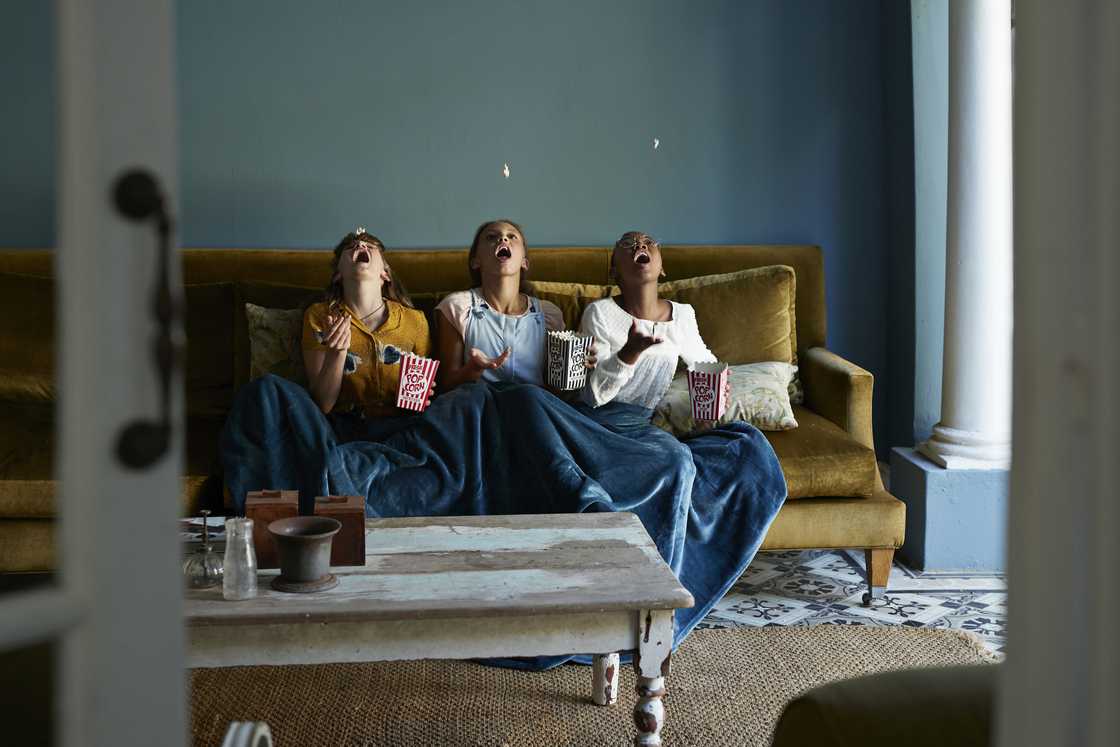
[
  {"x1": 183, "y1": 509, "x2": 223, "y2": 589},
  {"x1": 223, "y1": 518, "x2": 258, "y2": 600}
]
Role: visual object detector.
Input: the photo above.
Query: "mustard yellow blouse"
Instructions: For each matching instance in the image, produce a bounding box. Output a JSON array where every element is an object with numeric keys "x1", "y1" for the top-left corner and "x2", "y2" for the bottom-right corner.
[{"x1": 301, "y1": 299, "x2": 431, "y2": 417}]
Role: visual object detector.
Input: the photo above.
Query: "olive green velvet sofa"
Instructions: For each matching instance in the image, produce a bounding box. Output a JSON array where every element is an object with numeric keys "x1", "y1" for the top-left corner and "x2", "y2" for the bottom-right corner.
[{"x1": 0, "y1": 245, "x2": 904, "y2": 600}]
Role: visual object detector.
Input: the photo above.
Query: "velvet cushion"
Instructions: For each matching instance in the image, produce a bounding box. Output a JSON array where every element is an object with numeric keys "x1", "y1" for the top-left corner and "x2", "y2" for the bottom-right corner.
[
  {"x1": 0, "y1": 480, "x2": 54, "y2": 518},
  {"x1": 0, "y1": 519, "x2": 54, "y2": 572},
  {"x1": 771, "y1": 664, "x2": 997, "y2": 747},
  {"x1": 2, "y1": 245, "x2": 828, "y2": 352},
  {"x1": 0, "y1": 277, "x2": 253, "y2": 535},
  {"x1": 0, "y1": 273, "x2": 54, "y2": 402},
  {"x1": 0, "y1": 403, "x2": 53, "y2": 483},
  {"x1": 531, "y1": 281, "x2": 615, "y2": 330},
  {"x1": 184, "y1": 283, "x2": 236, "y2": 414},
  {"x1": 245, "y1": 303, "x2": 307, "y2": 385},
  {"x1": 653, "y1": 363, "x2": 799, "y2": 434},
  {"x1": 765, "y1": 406, "x2": 878, "y2": 499},
  {"x1": 0, "y1": 474, "x2": 215, "y2": 573},
  {"x1": 660, "y1": 266, "x2": 797, "y2": 366},
  {"x1": 0, "y1": 274, "x2": 237, "y2": 413},
  {"x1": 760, "y1": 489, "x2": 904, "y2": 550},
  {"x1": 409, "y1": 291, "x2": 444, "y2": 329},
  {"x1": 233, "y1": 282, "x2": 321, "y2": 387}
]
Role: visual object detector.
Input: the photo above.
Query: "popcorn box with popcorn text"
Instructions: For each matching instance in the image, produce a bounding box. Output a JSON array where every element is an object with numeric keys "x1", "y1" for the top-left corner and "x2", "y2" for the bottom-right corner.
[
  {"x1": 396, "y1": 354, "x2": 439, "y2": 412},
  {"x1": 686, "y1": 362, "x2": 729, "y2": 421},
  {"x1": 546, "y1": 331, "x2": 593, "y2": 390}
]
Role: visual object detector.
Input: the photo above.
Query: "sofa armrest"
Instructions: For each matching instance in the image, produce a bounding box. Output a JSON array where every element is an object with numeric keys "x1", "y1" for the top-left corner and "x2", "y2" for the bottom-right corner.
[{"x1": 801, "y1": 347, "x2": 875, "y2": 452}]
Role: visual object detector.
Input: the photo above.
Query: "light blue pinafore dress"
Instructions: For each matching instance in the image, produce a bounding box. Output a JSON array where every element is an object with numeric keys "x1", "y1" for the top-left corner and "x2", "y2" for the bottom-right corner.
[{"x1": 464, "y1": 289, "x2": 546, "y2": 385}]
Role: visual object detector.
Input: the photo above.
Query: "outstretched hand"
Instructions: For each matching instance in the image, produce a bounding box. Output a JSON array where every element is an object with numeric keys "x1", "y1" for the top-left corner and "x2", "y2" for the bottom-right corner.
[
  {"x1": 618, "y1": 321, "x2": 663, "y2": 365},
  {"x1": 467, "y1": 347, "x2": 511, "y2": 375}
]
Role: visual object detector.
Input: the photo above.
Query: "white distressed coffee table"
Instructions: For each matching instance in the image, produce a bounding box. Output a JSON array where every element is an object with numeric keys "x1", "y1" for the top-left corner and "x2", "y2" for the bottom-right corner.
[{"x1": 185, "y1": 512, "x2": 694, "y2": 746}]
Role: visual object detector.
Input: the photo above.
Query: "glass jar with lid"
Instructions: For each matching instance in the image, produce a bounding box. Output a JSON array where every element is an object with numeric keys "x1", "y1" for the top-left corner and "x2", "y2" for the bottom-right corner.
[{"x1": 182, "y1": 509, "x2": 223, "y2": 589}]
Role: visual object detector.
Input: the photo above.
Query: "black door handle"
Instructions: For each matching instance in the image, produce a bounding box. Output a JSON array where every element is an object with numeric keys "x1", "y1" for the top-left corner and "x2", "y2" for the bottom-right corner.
[{"x1": 113, "y1": 169, "x2": 181, "y2": 470}]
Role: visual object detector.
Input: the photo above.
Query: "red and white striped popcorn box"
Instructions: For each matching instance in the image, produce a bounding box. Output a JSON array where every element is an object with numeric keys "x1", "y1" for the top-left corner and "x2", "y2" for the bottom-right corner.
[
  {"x1": 396, "y1": 353, "x2": 440, "y2": 412},
  {"x1": 687, "y1": 362, "x2": 729, "y2": 421}
]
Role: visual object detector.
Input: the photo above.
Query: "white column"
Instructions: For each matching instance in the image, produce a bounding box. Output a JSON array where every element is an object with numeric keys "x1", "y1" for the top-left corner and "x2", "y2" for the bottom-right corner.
[{"x1": 917, "y1": 0, "x2": 1012, "y2": 470}]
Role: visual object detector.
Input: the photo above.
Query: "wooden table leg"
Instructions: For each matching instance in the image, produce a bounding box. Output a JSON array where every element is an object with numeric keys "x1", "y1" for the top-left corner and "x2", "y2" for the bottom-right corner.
[
  {"x1": 593, "y1": 653, "x2": 620, "y2": 706},
  {"x1": 633, "y1": 609, "x2": 674, "y2": 746}
]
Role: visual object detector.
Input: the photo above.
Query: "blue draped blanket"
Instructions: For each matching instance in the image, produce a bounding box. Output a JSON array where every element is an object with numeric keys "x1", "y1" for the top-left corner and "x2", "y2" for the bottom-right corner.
[{"x1": 221, "y1": 375, "x2": 787, "y2": 670}]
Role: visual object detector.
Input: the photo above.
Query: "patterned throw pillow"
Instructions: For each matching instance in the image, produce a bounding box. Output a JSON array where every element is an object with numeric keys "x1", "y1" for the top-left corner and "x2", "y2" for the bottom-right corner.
[
  {"x1": 244, "y1": 303, "x2": 307, "y2": 385},
  {"x1": 652, "y1": 362, "x2": 799, "y2": 435}
]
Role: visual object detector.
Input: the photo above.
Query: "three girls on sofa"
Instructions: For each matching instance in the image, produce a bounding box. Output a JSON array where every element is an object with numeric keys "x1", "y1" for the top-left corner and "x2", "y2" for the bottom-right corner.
[
  {"x1": 220, "y1": 220, "x2": 786, "y2": 669},
  {"x1": 289, "y1": 219, "x2": 717, "y2": 421}
]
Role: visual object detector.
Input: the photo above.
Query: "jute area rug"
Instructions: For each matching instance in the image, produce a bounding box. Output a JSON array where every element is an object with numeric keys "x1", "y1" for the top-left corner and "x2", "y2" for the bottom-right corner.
[{"x1": 190, "y1": 626, "x2": 997, "y2": 746}]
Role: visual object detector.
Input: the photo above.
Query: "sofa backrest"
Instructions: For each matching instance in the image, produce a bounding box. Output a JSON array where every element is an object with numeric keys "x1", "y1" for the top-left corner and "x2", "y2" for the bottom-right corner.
[
  {"x1": 0, "y1": 245, "x2": 827, "y2": 353},
  {"x1": 0, "y1": 245, "x2": 827, "y2": 485}
]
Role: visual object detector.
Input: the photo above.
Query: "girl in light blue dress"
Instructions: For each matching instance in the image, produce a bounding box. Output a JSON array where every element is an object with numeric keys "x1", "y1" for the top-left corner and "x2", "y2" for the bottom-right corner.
[{"x1": 433, "y1": 219, "x2": 567, "y2": 389}]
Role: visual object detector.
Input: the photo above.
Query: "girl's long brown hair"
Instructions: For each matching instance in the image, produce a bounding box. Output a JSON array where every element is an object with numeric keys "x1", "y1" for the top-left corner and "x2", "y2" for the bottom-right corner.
[
  {"x1": 324, "y1": 230, "x2": 415, "y2": 313},
  {"x1": 467, "y1": 219, "x2": 534, "y2": 295}
]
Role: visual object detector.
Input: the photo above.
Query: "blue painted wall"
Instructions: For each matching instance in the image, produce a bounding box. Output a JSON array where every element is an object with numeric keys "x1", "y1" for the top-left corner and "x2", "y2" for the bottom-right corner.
[
  {"x1": 2, "y1": 0, "x2": 897, "y2": 451},
  {"x1": 909, "y1": 0, "x2": 948, "y2": 445},
  {"x1": 0, "y1": 1, "x2": 55, "y2": 247},
  {"x1": 175, "y1": 0, "x2": 894, "y2": 434},
  {"x1": 883, "y1": 1, "x2": 917, "y2": 451}
]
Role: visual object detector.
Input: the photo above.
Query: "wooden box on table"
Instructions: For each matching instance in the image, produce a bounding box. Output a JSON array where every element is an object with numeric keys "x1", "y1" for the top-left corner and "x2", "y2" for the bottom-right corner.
[
  {"x1": 244, "y1": 489, "x2": 298, "y2": 570},
  {"x1": 314, "y1": 495, "x2": 366, "y2": 566}
]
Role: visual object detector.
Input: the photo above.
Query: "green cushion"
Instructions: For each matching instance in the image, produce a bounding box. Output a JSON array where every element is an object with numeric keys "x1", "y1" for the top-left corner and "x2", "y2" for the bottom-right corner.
[
  {"x1": 0, "y1": 274, "x2": 239, "y2": 415},
  {"x1": 771, "y1": 664, "x2": 998, "y2": 747},
  {"x1": 184, "y1": 283, "x2": 236, "y2": 414},
  {"x1": 0, "y1": 273, "x2": 53, "y2": 402},
  {"x1": 232, "y1": 282, "x2": 321, "y2": 388},
  {"x1": 660, "y1": 266, "x2": 797, "y2": 366},
  {"x1": 766, "y1": 407, "x2": 877, "y2": 499}
]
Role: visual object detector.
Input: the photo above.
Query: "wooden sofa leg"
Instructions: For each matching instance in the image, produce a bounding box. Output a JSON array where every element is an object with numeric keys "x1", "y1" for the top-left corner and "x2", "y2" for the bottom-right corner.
[{"x1": 862, "y1": 548, "x2": 894, "y2": 606}]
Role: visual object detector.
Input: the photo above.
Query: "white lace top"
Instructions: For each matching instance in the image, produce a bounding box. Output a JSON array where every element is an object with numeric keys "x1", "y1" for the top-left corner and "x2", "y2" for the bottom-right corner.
[{"x1": 578, "y1": 297, "x2": 717, "y2": 410}]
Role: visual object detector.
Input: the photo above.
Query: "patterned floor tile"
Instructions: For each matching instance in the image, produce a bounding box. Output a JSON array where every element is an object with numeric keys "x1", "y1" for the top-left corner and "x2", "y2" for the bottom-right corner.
[
  {"x1": 703, "y1": 550, "x2": 1008, "y2": 657},
  {"x1": 844, "y1": 592, "x2": 961, "y2": 625},
  {"x1": 710, "y1": 593, "x2": 820, "y2": 627}
]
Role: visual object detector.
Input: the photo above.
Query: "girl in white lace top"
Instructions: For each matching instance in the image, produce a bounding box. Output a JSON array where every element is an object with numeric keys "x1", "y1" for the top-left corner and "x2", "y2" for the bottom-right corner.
[{"x1": 579, "y1": 231, "x2": 717, "y2": 410}]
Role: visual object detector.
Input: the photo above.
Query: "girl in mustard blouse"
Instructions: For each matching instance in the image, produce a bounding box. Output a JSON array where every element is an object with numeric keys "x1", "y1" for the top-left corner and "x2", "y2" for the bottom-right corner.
[
  {"x1": 221, "y1": 228, "x2": 433, "y2": 513},
  {"x1": 302, "y1": 229, "x2": 432, "y2": 417}
]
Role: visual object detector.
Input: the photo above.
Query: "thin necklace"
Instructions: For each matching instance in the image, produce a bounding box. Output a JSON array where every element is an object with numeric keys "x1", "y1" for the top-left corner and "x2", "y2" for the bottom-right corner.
[{"x1": 358, "y1": 302, "x2": 386, "y2": 323}]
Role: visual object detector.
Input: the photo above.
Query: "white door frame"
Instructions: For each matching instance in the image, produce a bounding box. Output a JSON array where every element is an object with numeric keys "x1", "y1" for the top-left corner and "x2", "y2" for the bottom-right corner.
[
  {"x1": 0, "y1": 2, "x2": 184, "y2": 745},
  {"x1": 998, "y1": 1, "x2": 1119, "y2": 745}
]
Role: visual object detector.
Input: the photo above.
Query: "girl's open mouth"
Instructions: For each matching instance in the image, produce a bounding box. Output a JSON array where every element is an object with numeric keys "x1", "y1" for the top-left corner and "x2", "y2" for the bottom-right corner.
[
  {"x1": 634, "y1": 250, "x2": 651, "y2": 264},
  {"x1": 496, "y1": 246, "x2": 513, "y2": 260},
  {"x1": 354, "y1": 248, "x2": 372, "y2": 264}
]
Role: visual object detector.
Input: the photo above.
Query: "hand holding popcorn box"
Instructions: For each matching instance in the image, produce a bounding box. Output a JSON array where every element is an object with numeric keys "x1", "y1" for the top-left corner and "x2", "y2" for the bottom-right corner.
[
  {"x1": 546, "y1": 331, "x2": 594, "y2": 390},
  {"x1": 687, "y1": 362, "x2": 729, "y2": 421},
  {"x1": 396, "y1": 353, "x2": 439, "y2": 412}
]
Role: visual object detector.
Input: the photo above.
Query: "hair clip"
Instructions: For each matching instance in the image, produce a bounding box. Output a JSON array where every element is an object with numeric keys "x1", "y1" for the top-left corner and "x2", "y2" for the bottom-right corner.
[{"x1": 354, "y1": 226, "x2": 366, "y2": 236}]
